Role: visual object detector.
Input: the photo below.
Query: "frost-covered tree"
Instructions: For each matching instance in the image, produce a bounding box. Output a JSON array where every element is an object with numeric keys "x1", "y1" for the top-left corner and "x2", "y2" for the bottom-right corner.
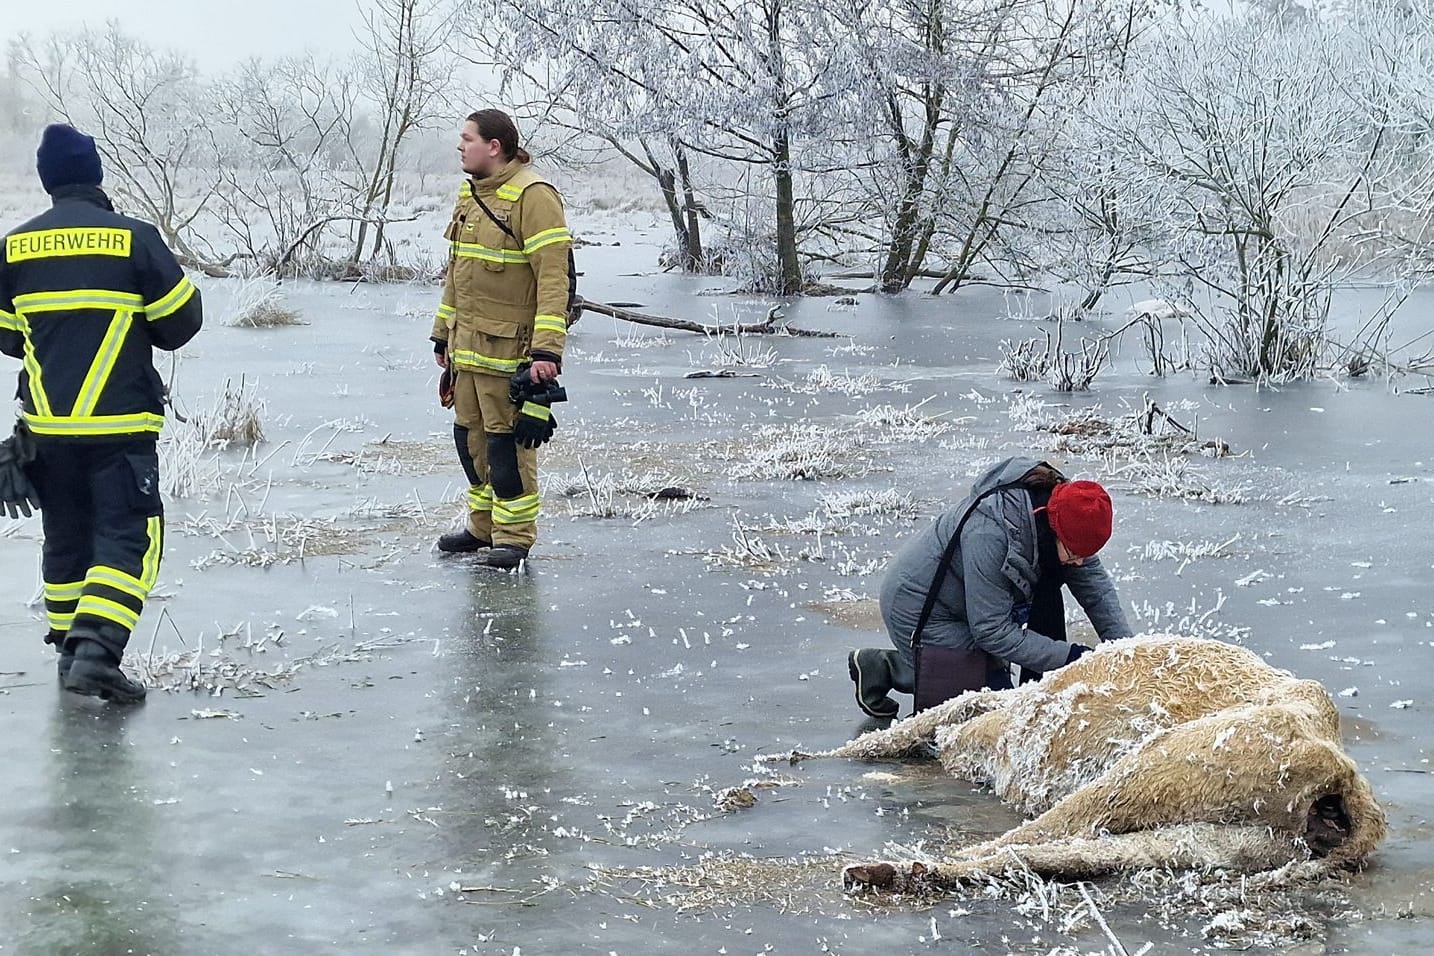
[
  {"x1": 821, "y1": 0, "x2": 1171, "y2": 293},
  {"x1": 13, "y1": 22, "x2": 222, "y2": 270},
  {"x1": 209, "y1": 55, "x2": 366, "y2": 275},
  {"x1": 346, "y1": 0, "x2": 460, "y2": 266},
  {"x1": 1083, "y1": 10, "x2": 1425, "y2": 380},
  {"x1": 461, "y1": 0, "x2": 870, "y2": 294}
]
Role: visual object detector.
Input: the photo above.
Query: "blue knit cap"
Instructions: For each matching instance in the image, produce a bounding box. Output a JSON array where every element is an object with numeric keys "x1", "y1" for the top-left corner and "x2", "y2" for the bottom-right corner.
[{"x1": 36, "y1": 124, "x2": 104, "y2": 194}]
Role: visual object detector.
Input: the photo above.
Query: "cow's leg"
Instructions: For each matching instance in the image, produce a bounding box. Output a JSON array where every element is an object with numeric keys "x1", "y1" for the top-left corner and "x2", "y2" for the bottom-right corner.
[
  {"x1": 844, "y1": 825, "x2": 1300, "y2": 891},
  {"x1": 767, "y1": 688, "x2": 1011, "y2": 764}
]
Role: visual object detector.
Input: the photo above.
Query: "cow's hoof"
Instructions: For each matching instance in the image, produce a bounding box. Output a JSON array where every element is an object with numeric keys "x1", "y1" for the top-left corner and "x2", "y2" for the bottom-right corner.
[
  {"x1": 845, "y1": 861, "x2": 930, "y2": 892},
  {"x1": 844, "y1": 863, "x2": 898, "y2": 890}
]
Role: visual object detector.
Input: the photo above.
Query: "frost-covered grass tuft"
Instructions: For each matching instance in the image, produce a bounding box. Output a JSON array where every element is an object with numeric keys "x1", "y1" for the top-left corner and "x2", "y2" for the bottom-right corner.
[
  {"x1": 1007, "y1": 392, "x2": 1055, "y2": 431},
  {"x1": 852, "y1": 397, "x2": 953, "y2": 443},
  {"x1": 159, "y1": 418, "x2": 222, "y2": 499},
  {"x1": 819, "y1": 488, "x2": 920, "y2": 520},
  {"x1": 703, "y1": 516, "x2": 795, "y2": 571},
  {"x1": 1131, "y1": 536, "x2": 1240, "y2": 569},
  {"x1": 221, "y1": 277, "x2": 304, "y2": 328},
  {"x1": 697, "y1": 323, "x2": 780, "y2": 369},
  {"x1": 1114, "y1": 456, "x2": 1250, "y2": 504},
  {"x1": 183, "y1": 378, "x2": 267, "y2": 450},
  {"x1": 726, "y1": 423, "x2": 859, "y2": 481},
  {"x1": 788, "y1": 365, "x2": 907, "y2": 397},
  {"x1": 554, "y1": 463, "x2": 708, "y2": 520}
]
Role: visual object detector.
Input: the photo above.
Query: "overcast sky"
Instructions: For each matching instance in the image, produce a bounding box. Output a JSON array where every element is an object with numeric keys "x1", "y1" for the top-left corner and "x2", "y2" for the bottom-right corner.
[{"x1": 3, "y1": 0, "x2": 367, "y2": 69}]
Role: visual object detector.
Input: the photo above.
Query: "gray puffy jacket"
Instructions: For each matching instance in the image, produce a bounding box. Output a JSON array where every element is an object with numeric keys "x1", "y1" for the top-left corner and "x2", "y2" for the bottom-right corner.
[{"x1": 879, "y1": 456, "x2": 1133, "y2": 674}]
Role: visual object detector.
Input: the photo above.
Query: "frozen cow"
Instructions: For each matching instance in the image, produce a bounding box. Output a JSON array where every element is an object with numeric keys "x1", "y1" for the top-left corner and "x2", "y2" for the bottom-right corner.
[{"x1": 776, "y1": 636, "x2": 1385, "y2": 891}]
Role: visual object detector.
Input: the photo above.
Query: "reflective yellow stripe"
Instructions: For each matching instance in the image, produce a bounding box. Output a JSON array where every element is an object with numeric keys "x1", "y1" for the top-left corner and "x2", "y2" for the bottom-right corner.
[
  {"x1": 449, "y1": 350, "x2": 522, "y2": 374},
  {"x1": 6, "y1": 228, "x2": 132, "y2": 262},
  {"x1": 22, "y1": 411, "x2": 165, "y2": 436},
  {"x1": 520, "y1": 402, "x2": 551, "y2": 421},
  {"x1": 141, "y1": 517, "x2": 163, "y2": 589},
  {"x1": 87, "y1": 565, "x2": 149, "y2": 602},
  {"x1": 533, "y1": 314, "x2": 567, "y2": 335},
  {"x1": 72, "y1": 310, "x2": 132, "y2": 417},
  {"x1": 0, "y1": 308, "x2": 20, "y2": 331},
  {"x1": 523, "y1": 228, "x2": 572, "y2": 254},
  {"x1": 436, "y1": 303, "x2": 456, "y2": 320},
  {"x1": 76, "y1": 595, "x2": 140, "y2": 630},
  {"x1": 452, "y1": 242, "x2": 528, "y2": 264},
  {"x1": 21, "y1": 336, "x2": 52, "y2": 416},
  {"x1": 467, "y1": 484, "x2": 493, "y2": 512},
  {"x1": 13, "y1": 289, "x2": 144, "y2": 313},
  {"x1": 45, "y1": 581, "x2": 85, "y2": 601},
  {"x1": 495, "y1": 184, "x2": 524, "y2": 201},
  {"x1": 493, "y1": 493, "x2": 540, "y2": 525},
  {"x1": 48, "y1": 611, "x2": 76, "y2": 630},
  {"x1": 145, "y1": 276, "x2": 195, "y2": 320}
]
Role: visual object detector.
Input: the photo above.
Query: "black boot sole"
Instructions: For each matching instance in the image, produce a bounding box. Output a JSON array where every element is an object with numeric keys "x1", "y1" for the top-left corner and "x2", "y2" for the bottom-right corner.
[
  {"x1": 63, "y1": 662, "x2": 147, "y2": 704},
  {"x1": 848, "y1": 650, "x2": 899, "y2": 720}
]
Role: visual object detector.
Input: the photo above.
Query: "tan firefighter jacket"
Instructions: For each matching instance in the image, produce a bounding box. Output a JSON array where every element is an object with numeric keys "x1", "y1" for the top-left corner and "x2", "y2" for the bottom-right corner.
[{"x1": 430, "y1": 160, "x2": 573, "y2": 377}]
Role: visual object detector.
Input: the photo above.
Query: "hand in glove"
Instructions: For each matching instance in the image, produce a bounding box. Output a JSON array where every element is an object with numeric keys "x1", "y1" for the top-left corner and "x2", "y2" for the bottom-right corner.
[
  {"x1": 513, "y1": 401, "x2": 557, "y2": 450},
  {"x1": 0, "y1": 427, "x2": 40, "y2": 519},
  {"x1": 1063, "y1": 642, "x2": 1091, "y2": 667}
]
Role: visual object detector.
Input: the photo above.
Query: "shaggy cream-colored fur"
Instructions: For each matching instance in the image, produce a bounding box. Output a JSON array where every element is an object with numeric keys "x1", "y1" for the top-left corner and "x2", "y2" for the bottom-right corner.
[{"x1": 775, "y1": 636, "x2": 1385, "y2": 891}]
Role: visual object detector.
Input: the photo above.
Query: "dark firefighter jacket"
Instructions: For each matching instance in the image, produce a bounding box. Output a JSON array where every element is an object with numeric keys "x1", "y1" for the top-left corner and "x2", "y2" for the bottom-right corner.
[{"x1": 0, "y1": 185, "x2": 202, "y2": 440}]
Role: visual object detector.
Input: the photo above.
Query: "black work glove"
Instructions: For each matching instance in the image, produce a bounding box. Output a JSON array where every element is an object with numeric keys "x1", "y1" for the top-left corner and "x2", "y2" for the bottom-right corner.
[
  {"x1": 0, "y1": 424, "x2": 40, "y2": 519},
  {"x1": 1063, "y1": 643, "x2": 1091, "y2": 666},
  {"x1": 513, "y1": 401, "x2": 557, "y2": 450}
]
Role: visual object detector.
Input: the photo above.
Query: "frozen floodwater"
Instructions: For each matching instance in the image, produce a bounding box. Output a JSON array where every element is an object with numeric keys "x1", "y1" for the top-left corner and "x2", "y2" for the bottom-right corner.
[{"x1": 2, "y1": 228, "x2": 1432, "y2": 953}]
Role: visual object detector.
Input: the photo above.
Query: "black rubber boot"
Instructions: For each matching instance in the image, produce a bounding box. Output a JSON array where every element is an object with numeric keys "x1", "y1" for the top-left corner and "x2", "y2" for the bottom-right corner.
[
  {"x1": 63, "y1": 639, "x2": 147, "y2": 704},
  {"x1": 45, "y1": 630, "x2": 74, "y2": 681},
  {"x1": 848, "y1": 648, "x2": 900, "y2": 720},
  {"x1": 483, "y1": 545, "x2": 529, "y2": 570},
  {"x1": 437, "y1": 528, "x2": 491, "y2": 553}
]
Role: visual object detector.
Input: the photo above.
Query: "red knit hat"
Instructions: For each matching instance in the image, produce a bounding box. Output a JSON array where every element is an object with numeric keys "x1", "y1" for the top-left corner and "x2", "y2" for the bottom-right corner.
[{"x1": 1047, "y1": 480, "x2": 1113, "y2": 557}]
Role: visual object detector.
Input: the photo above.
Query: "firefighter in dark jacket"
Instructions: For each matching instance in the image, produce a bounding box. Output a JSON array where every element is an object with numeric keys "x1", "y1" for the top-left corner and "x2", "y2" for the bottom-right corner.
[
  {"x1": 848, "y1": 457, "x2": 1133, "y2": 719},
  {"x1": 0, "y1": 124, "x2": 203, "y2": 703}
]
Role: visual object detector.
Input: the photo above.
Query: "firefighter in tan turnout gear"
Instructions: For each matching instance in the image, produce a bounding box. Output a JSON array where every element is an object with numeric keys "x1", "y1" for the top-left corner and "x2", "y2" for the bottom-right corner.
[
  {"x1": 0, "y1": 125, "x2": 202, "y2": 703},
  {"x1": 431, "y1": 109, "x2": 574, "y2": 570}
]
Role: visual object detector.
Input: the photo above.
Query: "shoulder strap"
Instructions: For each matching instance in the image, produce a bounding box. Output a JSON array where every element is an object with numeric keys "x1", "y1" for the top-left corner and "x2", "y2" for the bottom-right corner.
[
  {"x1": 468, "y1": 170, "x2": 556, "y2": 243},
  {"x1": 909, "y1": 462, "x2": 1065, "y2": 703},
  {"x1": 910, "y1": 479, "x2": 1030, "y2": 654},
  {"x1": 469, "y1": 186, "x2": 517, "y2": 241}
]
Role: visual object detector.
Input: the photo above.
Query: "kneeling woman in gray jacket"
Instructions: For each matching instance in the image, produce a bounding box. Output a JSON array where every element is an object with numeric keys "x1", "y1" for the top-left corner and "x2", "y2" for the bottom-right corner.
[{"x1": 849, "y1": 456, "x2": 1133, "y2": 719}]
